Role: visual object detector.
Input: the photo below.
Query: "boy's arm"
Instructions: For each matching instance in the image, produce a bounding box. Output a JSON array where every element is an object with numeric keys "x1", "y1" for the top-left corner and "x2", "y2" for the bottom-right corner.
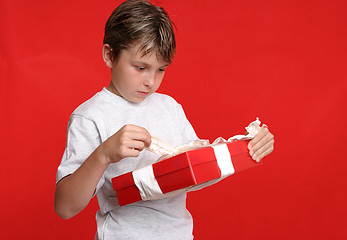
[
  {"x1": 54, "y1": 124, "x2": 151, "y2": 219},
  {"x1": 54, "y1": 145, "x2": 108, "y2": 219}
]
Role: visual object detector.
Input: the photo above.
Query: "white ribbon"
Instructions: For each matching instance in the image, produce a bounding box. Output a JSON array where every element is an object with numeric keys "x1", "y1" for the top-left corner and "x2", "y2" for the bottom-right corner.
[
  {"x1": 212, "y1": 143, "x2": 235, "y2": 178},
  {"x1": 132, "y1": 165, "x2": 163, "y2": 201}
]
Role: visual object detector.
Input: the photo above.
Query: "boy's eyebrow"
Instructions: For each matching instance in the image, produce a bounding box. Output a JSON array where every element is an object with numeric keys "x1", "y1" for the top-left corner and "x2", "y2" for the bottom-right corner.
[
  {"x1": 159, "y1": 63, "x2": 170, "y2": 68},
  {"x1": 132, "y1": 60, "x2": 169, "y2": 68}
]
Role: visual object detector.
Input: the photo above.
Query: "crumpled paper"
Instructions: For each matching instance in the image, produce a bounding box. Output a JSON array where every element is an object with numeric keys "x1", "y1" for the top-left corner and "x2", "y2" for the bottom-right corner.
[{"x1": 147, "y1": 117, "x2": 266, "y2": 159}]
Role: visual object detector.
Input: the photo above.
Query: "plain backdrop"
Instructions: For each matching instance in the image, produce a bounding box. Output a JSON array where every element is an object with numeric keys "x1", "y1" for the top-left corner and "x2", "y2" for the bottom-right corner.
[{"x1": 1, "y1": 0, "x2": 346, "y2": 239}]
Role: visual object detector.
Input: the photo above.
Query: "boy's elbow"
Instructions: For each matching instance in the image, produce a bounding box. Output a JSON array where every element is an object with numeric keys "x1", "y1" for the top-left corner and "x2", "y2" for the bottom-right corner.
[
  {"x1": 54, "y1": 192, "x2": 78, "y2": 220},
  {"x1": 54, "y1": 202, "x2": 76, "y2": 220},
  {"x1": 55, "y1": 211, "x2": 71, "y2": 220}
]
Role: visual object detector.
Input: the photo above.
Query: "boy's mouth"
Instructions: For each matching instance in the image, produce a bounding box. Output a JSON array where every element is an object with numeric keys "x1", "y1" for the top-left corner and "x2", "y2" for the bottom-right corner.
[{"x1": 138, "y1": 91, "x2": 149, "y2": 96}]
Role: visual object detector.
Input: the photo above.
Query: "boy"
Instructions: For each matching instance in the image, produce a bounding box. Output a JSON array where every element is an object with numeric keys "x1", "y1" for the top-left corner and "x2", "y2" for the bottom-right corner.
[{"x1": 54, "y1": 0, "x2": 274, "y2": 239}]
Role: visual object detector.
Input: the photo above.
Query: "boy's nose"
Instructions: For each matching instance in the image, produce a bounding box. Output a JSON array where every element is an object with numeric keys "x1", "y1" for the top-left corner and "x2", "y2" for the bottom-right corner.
[{"x1": 143, "y1": 72, "x2": 156, "y2": 88}]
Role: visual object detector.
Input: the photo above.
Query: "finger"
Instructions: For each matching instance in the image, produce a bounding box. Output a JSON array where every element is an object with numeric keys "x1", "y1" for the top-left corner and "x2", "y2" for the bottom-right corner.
[
  {"x1": 254, "y1": 144, "x2": 274, "y2": 162},
  {"x1": 121, "y1": 125, "x2": 151, "y2": 147},
  {"x1": 131, "y1": 132, "x2": 151, "y2": 147},
  {"x1": 124, "y1": 148, "x2": 141, "y2": 158},
  {"x1": 128, "y1": 140, "x2": 146, "y2": 151},
  {"x1": 249, "y1": 135, "x2": 274, "y2": 157},
  {"x1": 123, "y1": 124, "x2": 150, "y2": 134},
  {"x1": 252, "y1": 139, "x2": 274, "y2": 162},
  {"x1": 123, "y1": 125, "x2": 152, "y2": 147},
  {"x1": 248, "y1": 127, "x2": 269, "y2": 150},
  {"x1": 116, "y1": 144, "x2": 141, "y2": 159},
  {"x1": 248, "y1": 130, "x2": 274, "y2": 155}
]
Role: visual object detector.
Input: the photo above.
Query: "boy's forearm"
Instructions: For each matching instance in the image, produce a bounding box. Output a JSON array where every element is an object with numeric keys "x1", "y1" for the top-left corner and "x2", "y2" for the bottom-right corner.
[{"x1": 54, "y1": 145, "x2": 109, "y2": 219}]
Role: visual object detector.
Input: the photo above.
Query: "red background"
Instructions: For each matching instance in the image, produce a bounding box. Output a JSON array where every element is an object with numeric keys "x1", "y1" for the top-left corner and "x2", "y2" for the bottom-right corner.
[{"x1": 1, "y1": 0, "x2": 346, "y2": 239}]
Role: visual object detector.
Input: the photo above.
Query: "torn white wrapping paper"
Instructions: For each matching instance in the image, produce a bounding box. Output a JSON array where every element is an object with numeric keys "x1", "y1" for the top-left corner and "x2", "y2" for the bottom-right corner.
[{"x1": 147, "y1": 117, "x2": 265, "y2": 157}]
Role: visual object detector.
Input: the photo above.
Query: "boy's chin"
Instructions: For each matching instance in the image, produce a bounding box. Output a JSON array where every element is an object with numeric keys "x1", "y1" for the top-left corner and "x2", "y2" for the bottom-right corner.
[{"x1": 126, "y1": 94, "x2": 151, "y2": 103}]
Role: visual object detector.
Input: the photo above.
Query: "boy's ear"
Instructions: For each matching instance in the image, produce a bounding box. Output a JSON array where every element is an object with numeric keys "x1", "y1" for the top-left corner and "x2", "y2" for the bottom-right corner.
[{"x1": 102, "y1": 44, "x2": 114, "y2": 68}]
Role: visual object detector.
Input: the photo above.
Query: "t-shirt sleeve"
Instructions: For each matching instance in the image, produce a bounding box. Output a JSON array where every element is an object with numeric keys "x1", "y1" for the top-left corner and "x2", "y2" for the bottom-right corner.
[
  {"x1": 56, "y1": 114, "x2": 105, "y2": 193},
  {"x1": 175, "y1": 103, "x2": 199, "y2": 144}
]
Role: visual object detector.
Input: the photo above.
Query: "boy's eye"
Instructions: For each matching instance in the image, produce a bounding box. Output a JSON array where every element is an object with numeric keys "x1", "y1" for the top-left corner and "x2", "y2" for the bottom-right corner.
[
  {"x1": 136, "y1": 66, "x2": 145, "y2": 71},
  {"x1": 158, "y1": 68, "x2": 166, "y2": 72}
]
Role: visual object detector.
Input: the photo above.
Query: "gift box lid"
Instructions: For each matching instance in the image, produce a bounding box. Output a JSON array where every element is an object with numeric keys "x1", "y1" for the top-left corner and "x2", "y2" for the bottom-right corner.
[{"x1": 153, "y1": 146, "x2": 217, "y2": 177}]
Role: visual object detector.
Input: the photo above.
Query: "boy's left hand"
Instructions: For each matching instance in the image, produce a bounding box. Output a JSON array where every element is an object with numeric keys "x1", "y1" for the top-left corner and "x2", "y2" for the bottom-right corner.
[{"x1": 248, "y1": 127, "x2": 274, "y2": 162}]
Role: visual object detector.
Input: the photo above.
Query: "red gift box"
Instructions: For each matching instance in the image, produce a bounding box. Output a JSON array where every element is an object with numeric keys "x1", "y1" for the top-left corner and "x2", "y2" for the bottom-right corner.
[{"x1": 112, "y1": 140, "x2": 260, "y2": 206}]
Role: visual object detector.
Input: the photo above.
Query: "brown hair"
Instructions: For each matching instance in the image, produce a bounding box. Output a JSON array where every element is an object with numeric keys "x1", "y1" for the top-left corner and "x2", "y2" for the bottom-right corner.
[{"x1": 103, "y1": 0, "x2": 176, "y2": 63}]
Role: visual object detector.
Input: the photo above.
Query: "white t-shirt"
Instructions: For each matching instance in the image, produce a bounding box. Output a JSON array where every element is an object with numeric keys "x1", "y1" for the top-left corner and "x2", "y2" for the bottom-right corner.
[{"x1": 56, "y1": 88, "x2": 198, "y2": 240}]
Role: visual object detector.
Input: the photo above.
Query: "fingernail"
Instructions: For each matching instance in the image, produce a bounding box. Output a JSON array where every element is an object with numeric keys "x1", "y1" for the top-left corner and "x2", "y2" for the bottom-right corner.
[
  {"x1": 252, "y1": 154, "x2": 257, "y2": 161},
  {"x1": 249, "y1": 150, "x2": 254, "y2": 156}
]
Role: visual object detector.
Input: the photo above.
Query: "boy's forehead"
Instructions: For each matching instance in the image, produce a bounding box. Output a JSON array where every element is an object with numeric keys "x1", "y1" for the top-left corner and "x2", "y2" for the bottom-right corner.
[{"x1": 126, "y1": 44, "x2": 169, "y2": 65}]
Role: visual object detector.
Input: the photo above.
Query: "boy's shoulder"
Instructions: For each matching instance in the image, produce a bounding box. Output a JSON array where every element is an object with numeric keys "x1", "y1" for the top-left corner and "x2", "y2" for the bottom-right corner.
[
  {"x1": 72, "y1": 89, "x2": 109, "y2": 119},
  {"x1": 147, "y1": 92, "x2": 185, "y2": 113},
  {"x1": 149, "y1": 92, "x2": 180, "y2": 106}
]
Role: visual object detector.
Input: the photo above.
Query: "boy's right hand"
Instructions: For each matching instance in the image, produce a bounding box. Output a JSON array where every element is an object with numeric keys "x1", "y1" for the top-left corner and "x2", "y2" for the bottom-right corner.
[{"x1": 101, "y1": 124, "x2": 151, "y2": 164}]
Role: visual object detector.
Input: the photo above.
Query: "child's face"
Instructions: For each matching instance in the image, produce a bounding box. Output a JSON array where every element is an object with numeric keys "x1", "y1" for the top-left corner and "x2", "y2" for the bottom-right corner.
[{"x1": 107, "y1": 44, "x2": 169, "y2": 103}]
